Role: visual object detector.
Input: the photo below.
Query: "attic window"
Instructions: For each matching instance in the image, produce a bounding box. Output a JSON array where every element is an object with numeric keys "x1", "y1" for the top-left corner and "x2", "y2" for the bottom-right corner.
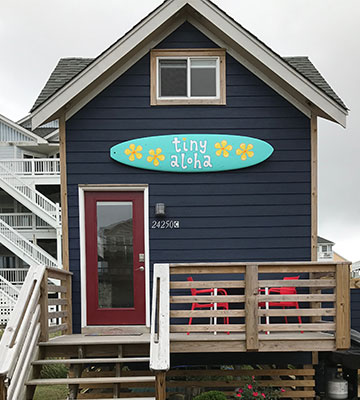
[{"x1": 151, "y1": 49, "x2": 226, "y2": 106}]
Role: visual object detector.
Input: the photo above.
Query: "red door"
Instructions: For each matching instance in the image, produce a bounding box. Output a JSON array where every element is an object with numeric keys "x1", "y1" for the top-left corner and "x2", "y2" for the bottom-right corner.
[{"x1": 85, "y1": 191, "x2": 145, "y2": 325}]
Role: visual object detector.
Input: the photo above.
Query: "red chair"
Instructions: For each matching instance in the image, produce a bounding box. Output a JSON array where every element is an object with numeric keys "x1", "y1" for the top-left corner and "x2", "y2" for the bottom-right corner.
[
  {"x1": 259, "y1": 276, "x2": 302, "y2": 325},
  {"x1": 187, "y1": 277, "x2": 229, "y2": 334}
]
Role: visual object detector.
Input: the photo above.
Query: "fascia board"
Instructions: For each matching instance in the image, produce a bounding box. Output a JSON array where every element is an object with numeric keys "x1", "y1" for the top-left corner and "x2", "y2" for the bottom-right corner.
[
  {"x1": 189, "y1": 0, "x2": 348, "y2": 127},
  {"x1": 0, "y1": 113, "x2": 47, "y2": 144},
  {"x1": 44, "y1": 128, "x2": 59, "y2": 141},
  {"x1": 31, "y1": 0, "x2": 188, "y2": 129}
]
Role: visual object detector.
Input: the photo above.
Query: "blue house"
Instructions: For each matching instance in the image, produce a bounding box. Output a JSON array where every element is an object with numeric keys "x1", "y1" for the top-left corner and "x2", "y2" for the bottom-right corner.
[{"x1": 0, "y1": 1, "x2": 351, "y2": 399}]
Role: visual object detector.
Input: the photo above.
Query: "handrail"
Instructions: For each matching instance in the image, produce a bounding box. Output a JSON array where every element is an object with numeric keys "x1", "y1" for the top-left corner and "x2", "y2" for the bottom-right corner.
[
  {"x1": 0, "y1": 162, "x2": 61, "y2": 227},
  {"x1": 0, "y1": 275, "x2": 20, "y2": 299},
  {"x1": 0, "y1": 218, "x2": 58, "y2": 268},
  {"x1": 0, "y1": 264, "x2": 45, "y2": 378},
  {"x1": 0, "y1": 159, "x2": 60, "y2": 176},
  {"x1": 0, "y1": 265, "x2": 72, "y2": 399},
  {"x1": 150, "y1": 263, "x2": 170, "y2": 372}
]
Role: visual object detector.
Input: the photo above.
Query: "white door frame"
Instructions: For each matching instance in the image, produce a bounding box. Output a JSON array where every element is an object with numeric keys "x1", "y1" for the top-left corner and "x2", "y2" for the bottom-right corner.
[{"x1": 78, "y1": 184, "x2": 150, "y2": 328}]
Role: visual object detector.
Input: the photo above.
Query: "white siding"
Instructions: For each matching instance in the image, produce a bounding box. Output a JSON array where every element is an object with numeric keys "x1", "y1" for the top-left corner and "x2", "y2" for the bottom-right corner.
[{"x1": 0, "y1": 121, "x2": 35, "y2": 143}]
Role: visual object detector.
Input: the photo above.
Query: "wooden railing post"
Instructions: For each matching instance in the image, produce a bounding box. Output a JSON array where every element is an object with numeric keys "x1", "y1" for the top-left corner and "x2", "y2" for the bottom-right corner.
[
  {"x1": 39, "y1": 269, "x2": 49, "y2": 342},
  {"x1": 155, "y1": 371, "x2": 166, "y2": 400},
  {"x1": 0, "y1": 375, "x2": 7, "y2": 400},
  {"x1": 335, "y1": 263, "x2": 350, "y2": 350},
  {"x1": 64, "y1": 274, "x2": 73, "y2": 334},
  {"x1": 245, "y1": 264, "x2": 259, "y2": 351}
]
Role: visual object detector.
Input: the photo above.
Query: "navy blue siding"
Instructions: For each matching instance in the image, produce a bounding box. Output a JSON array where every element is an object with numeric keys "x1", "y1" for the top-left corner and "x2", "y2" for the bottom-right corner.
[{"x1": 66, "y1": 23, "x2": 311, "y2": 332}]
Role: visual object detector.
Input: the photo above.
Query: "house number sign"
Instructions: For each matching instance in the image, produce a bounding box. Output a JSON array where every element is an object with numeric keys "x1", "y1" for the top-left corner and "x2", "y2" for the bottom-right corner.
[{"x1": 110, "y1": 134, "x2": 273, "y2": 173}]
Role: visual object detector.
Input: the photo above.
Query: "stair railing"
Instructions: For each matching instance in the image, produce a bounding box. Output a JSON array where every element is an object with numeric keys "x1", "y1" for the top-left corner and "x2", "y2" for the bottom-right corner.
[
  {"x1": 0, "y1": 159, "x2": 60, "y2": 176},
  {"x1": 0, "y1": 162, "x2": 61, "y2": 228},
  {"x1": 0, "y1": 264, "x2": 72, "y2": 400},
  {"x1": 0, "y1": 218, "x2": 58, "y2": 268}
]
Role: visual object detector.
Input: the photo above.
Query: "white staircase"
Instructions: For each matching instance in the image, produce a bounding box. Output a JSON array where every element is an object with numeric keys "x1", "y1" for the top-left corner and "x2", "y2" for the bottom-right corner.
[
  {"x1": 0, "y1": 275, "x2": 20, "y2": 325},
  {"x1": 0, "y1": 218, "x2": 58, "y2": 269},
  {"x1": 0, "y1": 162, "x2": 61, "y2": 229}
]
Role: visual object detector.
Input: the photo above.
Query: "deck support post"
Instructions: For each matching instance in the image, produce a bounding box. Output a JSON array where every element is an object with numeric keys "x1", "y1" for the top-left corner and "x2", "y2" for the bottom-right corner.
[
  {"x1": 155, "y1": 371, "x2": 166, "y2": 400},
  {"x1": 245, "y1": 264, "x2": 259, "y2": 351},
  {"x1": 335, "y1": 263, "x2": 350, "y2": 349}
]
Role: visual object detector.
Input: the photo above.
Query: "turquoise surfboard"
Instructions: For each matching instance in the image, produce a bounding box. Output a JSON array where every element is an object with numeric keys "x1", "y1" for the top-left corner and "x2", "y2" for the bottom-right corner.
[{"x1": 110, "y1": 134, "x2": 273, "y2": 173}]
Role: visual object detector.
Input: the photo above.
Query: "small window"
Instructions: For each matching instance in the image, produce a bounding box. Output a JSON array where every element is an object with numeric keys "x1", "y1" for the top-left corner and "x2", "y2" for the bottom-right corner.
[
  {"x1": 151, "y1": 49, "x2": 226, "y2": 105},
  {"x1": 321, "y1": 245, "x2": 328, "y2": 252}
]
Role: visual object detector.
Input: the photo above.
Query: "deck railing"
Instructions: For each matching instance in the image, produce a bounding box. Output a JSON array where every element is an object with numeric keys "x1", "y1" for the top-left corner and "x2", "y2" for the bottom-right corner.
[
  {"x1": 0, "y1": 159, "x2": 60, "y2": 176},
  {"x1": 0, "y1": 213, "x2": 51, "y2": 230},
  {"x1": 151, "y1": 261, "x2": 350, "y2": 362},
  {"x1": 0, "y1": 265, "x2": 72, "y2": 399}
]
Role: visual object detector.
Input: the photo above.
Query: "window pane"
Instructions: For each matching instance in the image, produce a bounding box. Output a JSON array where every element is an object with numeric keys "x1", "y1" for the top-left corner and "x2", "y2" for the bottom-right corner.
[
  {"x1": 159, "y1": 59, "x2": 187, "y2": 97},
  {"x1": 97, "y1": 201, "x2": 134, "y2": 308},
  {"x1": 191, "y1": 59, "x2": 217, "y2": 68},
  {"x1": 191, "y1": 66, "x2": 217, "y2": 97}
]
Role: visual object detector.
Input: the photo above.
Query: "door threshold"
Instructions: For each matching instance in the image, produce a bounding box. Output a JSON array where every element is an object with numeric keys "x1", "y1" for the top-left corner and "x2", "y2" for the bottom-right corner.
[{"x1": 82, "y1": 325, "x2": 150, "y2": 336}]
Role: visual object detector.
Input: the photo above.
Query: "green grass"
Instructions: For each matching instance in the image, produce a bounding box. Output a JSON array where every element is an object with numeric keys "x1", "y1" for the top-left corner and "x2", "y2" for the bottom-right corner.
[{"x1": 33, "y1": 385, "x2": 68, "y2": 400}]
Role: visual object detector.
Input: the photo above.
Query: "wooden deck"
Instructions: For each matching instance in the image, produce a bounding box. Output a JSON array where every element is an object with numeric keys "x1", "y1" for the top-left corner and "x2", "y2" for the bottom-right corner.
[{"x1": 43, "y1": 330, "x2": 336, "y2": 354}]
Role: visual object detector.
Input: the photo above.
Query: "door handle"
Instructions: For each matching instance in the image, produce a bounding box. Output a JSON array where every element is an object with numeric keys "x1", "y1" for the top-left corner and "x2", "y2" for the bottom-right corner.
[{"x1": 137, "y1": 266, "x2": 145, "y2": 272}]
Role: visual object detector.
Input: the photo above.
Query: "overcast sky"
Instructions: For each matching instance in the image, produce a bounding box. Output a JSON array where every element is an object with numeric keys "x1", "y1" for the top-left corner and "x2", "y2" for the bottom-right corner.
[{"x1": 0, "y1": 0, "x2": 359, "y2": 261}]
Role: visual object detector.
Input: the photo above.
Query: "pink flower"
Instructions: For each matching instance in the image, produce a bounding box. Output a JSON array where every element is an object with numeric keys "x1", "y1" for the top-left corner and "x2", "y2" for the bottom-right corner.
[
  {"x1": 236, "y1": 394, "x2": 242, "y2": 398},
  {"x1": 239, "y1": 389, "x2": 244, "y2": 393},
  {"x1": 247, "y1": 384, "x2": 253, "y2": 389},
  {"x1": 252, "y1": 375, "x2": 255, "y2": 381},
  {"x1": 253, "y1": 392, "x2": 258, "y2": 397},
  {"x1": 280, "y1": 388, "x2": 285, "y2": 393},
  {"x1": 261, "y1": 394, "x2": 266, "y2": 398}
]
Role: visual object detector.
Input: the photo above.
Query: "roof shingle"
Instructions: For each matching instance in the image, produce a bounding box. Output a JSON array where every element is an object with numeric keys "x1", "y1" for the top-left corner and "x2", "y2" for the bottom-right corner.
[{"x1": 30, "y1": 55, "x2": 347, "y2": 113}]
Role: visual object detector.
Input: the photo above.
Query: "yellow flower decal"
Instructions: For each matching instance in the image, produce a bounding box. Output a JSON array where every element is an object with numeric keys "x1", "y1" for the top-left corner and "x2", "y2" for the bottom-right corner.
[
  {"x1": 147, "y1": 148, "x2": 165, "y2": 167},
  {"x1": 236, "y1": 143, "x2": 254, "y2": 161},
  {"x1": 214, "y1": 140, "x2": 233, "y2": 158},
  {"x1": 124, "y1": 143, "x2": 143, "y2": 161}
]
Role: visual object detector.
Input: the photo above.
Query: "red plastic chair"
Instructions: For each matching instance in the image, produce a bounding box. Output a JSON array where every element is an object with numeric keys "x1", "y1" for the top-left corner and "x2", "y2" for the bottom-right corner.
[
  {"x1": 187, "y1": 277, "x2": 229, "y2": 334},
  {"x1": 259, "y1": 276, "x2": 302, "y2": 325}
]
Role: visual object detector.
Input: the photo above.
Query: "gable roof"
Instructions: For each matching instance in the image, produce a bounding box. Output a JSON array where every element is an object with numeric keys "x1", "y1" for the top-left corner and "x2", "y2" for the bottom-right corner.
[
  {"x1": 29, "y1": 0, "x2": 348, "y2": 129},
  {"x1": 0, "y1": 113, "x2": 47, "y2": 144},
  {"x1": 31, "y1": 55, "x2": 347, "y2": 114},
  {"x1": 317, "y1": 236, "x2": 335, "y2": 245}
]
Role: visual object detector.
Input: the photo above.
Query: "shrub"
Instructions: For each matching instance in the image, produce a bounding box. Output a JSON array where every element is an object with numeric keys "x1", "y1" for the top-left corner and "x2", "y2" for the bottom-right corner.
[
  {"x1": 193, "y1": 390, "x2": 227, "y2": 400},
  {"x1": 234, "y1": 376, "x2": 284, "y2": 400}
]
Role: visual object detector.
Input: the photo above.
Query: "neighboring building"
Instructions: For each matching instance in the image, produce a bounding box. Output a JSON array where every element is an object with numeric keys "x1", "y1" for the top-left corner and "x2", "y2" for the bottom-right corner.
[
  {"x1": 317, "y1": 236, "x2": 335, "y2": 260},
  {"x1": 0, "y1": 113, "x2": 61, "y2": 324},
  {"x1": 352, "y1": 260, "x2": 360, "y2": 278},
  {"x1": 0, "y1": 1, "x2": 353, "y2": 398}
]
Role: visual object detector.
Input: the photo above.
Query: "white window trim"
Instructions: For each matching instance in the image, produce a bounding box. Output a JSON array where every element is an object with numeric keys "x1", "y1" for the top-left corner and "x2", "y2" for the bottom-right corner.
[
  {"x1": 150, "y1": 48, "x2": 226, "y2": 106},
  {"x1": 156, "y1": 56, "x2": 220, "y2": 100},
  {"x1": 78, "y1": 184, "x2": 150, "y2": 329}
]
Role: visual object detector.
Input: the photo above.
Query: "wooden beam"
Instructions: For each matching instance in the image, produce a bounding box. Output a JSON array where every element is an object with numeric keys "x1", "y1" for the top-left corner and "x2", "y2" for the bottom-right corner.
[
  {"x1": 336, "y1": 263, "x2": 351, "y2": 349},
  {"x1": 311, "y1": 115, "x2": 318, "y2": 261},
  {"x1": 39, "y1": 269, "x2": 49, "y2": 342},
  {"x1": 59, "y1": 114, "x2": 69, "y2": 271},
  {"x1": 155, "y1": 371, "x2": 166, "y2": 400},
  {"x1": 245, "y1": 264, "x2": 259, "y2": 351}
]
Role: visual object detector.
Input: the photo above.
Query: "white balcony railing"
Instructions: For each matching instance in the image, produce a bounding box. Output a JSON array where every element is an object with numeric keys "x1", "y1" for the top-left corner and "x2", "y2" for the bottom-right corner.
[
  {"x1": 0, "y1": 159, "x2": 60, "y2": 176},
  {"x1": 0, "y1": 269, "x2": 28, "y2": 286},
  {"x1": 0, "y1": 213, "x2": 51, "y2": 230}
]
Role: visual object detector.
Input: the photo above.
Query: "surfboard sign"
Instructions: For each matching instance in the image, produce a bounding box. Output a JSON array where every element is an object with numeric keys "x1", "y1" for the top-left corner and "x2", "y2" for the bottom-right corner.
[{"x1": 110, "y1": 134, "x2": 274, "y2": 173}]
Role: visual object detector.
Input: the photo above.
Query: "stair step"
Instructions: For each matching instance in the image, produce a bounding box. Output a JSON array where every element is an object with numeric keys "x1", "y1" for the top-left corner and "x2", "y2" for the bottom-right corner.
[
  {"x1": 26, "y1": 376, "x2": 156, "y2": 385},
  {"x1": 32, "y1": 357, "x2": 150, "y2": 365}
]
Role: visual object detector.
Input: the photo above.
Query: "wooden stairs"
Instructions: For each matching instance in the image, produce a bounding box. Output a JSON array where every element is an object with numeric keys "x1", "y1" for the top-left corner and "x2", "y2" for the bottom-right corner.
[{"x1": 25, "y1": 335, "x2": 157, "y2": 399}]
